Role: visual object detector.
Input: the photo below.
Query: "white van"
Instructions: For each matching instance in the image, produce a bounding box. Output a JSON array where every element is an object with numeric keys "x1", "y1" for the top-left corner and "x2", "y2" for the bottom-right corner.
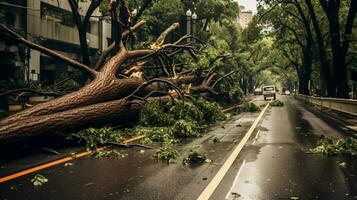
[{"x1": 263, "y1": 85, "x2": 276, "y2": 100}]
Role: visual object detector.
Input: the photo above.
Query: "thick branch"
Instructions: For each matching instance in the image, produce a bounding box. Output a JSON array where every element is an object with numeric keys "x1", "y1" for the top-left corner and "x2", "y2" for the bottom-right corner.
[
  {"x1": 154, "y1": 23, "x2": 180, "y2": 46},
  {"x1": 95, "y1": 20, "x2": 146, "y2": 69},
  {"x1": 212, "y1": 70, "x2": 238, "y2": 88}
]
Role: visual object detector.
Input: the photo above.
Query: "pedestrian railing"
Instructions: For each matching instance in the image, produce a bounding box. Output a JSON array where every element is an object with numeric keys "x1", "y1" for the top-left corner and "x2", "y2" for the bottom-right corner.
[{"x1": 296, "y1": 95, "x2": 357, "y2": 117}]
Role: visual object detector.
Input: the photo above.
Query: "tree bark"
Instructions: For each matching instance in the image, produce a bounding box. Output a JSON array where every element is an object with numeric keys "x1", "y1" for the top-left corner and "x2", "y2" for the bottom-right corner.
[
  {"x1": 305, "y1": 0, "x2": 336, "y2": 97},
  {"x1": 0, "y1": 96, "x2": 172, "y2": 140}
]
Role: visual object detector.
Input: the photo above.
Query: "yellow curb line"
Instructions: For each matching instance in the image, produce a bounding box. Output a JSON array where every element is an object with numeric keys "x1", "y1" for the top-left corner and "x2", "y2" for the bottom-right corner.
[
  {"x1": 197, "y1": 101, "x2": 271, "y2": 200},
  {"x1": 0, "y1": 135, "x2": 146, "y2": 183}
]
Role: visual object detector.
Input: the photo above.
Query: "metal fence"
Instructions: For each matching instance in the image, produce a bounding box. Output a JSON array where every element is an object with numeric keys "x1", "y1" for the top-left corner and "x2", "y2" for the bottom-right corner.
[{"x1": 296, "y1": 95, "x2": 357, "y2": 117}]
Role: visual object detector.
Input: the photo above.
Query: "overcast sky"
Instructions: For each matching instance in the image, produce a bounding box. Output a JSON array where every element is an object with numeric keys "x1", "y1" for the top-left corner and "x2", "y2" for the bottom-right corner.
[{"x1": 236, "y1": 0, "x2": 257, "y2": 14}]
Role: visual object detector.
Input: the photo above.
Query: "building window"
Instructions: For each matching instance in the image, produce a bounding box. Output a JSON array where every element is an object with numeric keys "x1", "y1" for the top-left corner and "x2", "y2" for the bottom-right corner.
[{"x1": 41, "y1": 2, "x2": 76, "y2": 28}]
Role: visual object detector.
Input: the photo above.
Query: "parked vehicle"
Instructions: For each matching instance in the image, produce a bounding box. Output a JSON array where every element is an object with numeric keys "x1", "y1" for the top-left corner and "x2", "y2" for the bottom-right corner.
[
  {"x1": 285, "y1": 90, "x2": 291, "y2": 95},
  {"x1": 254, "y1": 88, "x2": 262, "y2": 95},
  {"x1": 263, "y1": 85, "x2": 276, "y2": 100}
]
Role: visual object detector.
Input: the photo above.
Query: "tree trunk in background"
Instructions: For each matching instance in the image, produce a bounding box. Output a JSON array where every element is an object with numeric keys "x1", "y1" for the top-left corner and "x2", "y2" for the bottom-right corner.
[{"x1": 305, "y1": 0, "x2": 336, "y2": 97}]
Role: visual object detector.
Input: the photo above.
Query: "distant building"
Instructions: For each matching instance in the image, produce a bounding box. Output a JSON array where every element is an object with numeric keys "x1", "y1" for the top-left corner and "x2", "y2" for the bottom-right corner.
[
  {"x1": 0, "y1": 0, "x2": 112, "y2": 86},
  {"x1": 235, "y1": 2, "x2": 254, "y2": 29},
  {"x1": 239, "y1": 10, "x2": 253, "y2": 29}
]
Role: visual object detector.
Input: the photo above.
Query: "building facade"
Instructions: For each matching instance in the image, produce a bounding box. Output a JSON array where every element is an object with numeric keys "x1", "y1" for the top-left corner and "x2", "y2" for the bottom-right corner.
[
  {"x1": 235, "y1": 3, "x2": 253, "y2": 29},
  {"x1": 0, "y1": 0, "x2": 111, "y2": 86}
]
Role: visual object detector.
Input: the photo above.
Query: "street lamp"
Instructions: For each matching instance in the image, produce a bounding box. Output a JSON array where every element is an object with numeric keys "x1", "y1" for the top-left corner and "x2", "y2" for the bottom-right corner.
[
  {"x1": 186, "y1": 9, "x2": 192, "y2": 41},
  {"x1": 191, "y1": 12, "x2": 197, "y2": 37}
]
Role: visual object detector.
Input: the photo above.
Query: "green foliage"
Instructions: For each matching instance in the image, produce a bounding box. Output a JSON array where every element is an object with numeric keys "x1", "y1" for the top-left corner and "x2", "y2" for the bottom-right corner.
[
  {"x1": 170, "y1": 100, "x2": 203, "y2": 123},
  {"x1": 241, "y1": 103, "x2": 261, "y2": 112},
  {"x1": 182, "y1": 150, "x2": 211, "y2": 166},
  {"x1": 311, "y1": 136, "x2": 357, "y2": 156},
  {"x1": 144, "y1": 0, "x2": 184, "y2": 38},
  {"x1": 73, "y1": 127, "x2": 125, "y2": 150},
  {"x1": 172, "y1": 120, "x2": 200, "y2": 138},
  {"x1": 192, "y1": 98, "x2": 226, "y2": 124},
  {"x1": 153, "y1": 140, "x2": 178, "y2": 163},
  {"x1": 138, "y1": 100, "x2": 174, "y2": 126},
  {"x1": 131, "y1": 126, "x2": 173, "y2": 142},
  {"x1": 31, "y1": 174, "x2": 48, "y2": 187},
  {"x1": 93, "y1": 149, "x2": 127, "y2": 158},
  {"x1": 137, "y1": 98, "x2": 225, "y2": 141},
  {"x1": 270, "y1": 100, "x2": 284, "y2": 107}
]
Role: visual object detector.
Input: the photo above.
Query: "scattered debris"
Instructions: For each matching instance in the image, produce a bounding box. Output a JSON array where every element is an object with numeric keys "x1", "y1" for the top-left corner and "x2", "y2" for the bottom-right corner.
[
  {"x1": 84, "y1": 182, "x2": 94, "y2": 186},
  {"x1": 182, "y1": 151, "x2": 211, "y2": 166},
  {"x1": 212, "y1": 137, "x2": 221, "y2": 143},
  {"x1": 153, "y1": 141, "x2": 178, "y2": 163},
  {"x1": 339, "y1": 162, "x2": 347, "y2": 167},
  {"x1": 231, "y1": 192, "x2": 241, "y2": 199},
  {"x1": 93, "y1": 149, "x2": 127, "y2": 158},
  {"x1": 31, "y1": 174, "x2": 48, "y2": 187},
  {"x1": 64, "y1": 162, "x2": 74, "y2": 167},
  {"x1": 72, "y1": 127, "x2": 125, "y2": 151},
  {"x1": 311, "y1": 136, "x2": 357, "y2": 156},
  {"x1": 241, "y1": 102, "x2": 261, "y2": 112},
  {"x1": 270, "y1": 100, "x2": 284, "y2": 107},
  {"x1": 41, "y1": 147, "x2": 60, "y2": 155},
  {"x1": 259, "y1": 103, "x2": 267, "y2": 108}
]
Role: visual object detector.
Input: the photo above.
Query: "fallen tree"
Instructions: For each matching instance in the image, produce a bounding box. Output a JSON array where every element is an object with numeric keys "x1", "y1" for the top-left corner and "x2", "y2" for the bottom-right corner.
[{"x1": 0, "y1": 0, "x2": 238, "y2": 141}]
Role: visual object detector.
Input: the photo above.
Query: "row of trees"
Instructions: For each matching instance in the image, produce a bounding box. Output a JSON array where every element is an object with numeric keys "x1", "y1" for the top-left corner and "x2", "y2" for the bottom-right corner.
[{"x1": 257, "y1": 0, "x2": 357, "y2": 98}]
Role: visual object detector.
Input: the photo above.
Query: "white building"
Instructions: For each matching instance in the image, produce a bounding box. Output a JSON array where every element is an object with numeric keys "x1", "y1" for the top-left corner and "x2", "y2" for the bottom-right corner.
[{"x1": 235, "y1": 4, "x2": 253, "y2": 29}]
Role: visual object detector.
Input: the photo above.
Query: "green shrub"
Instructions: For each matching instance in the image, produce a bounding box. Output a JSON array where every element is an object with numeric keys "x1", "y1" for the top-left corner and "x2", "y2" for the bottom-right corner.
[
  {"x1": 270, "y1": 100, "x2": 284, "y2": 107},
  {"x1": 311, "y1": 136, "x2": 357, "y2": 156}
]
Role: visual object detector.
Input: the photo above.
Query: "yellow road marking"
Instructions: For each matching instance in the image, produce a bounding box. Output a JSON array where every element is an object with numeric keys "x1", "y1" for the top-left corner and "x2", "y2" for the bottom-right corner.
[
  {"x1": 197, "y1": 101, "x2": 271, "y2": 200},
  {"x1": 0, "y1": 135, "x2": 145, "y2": 183}
]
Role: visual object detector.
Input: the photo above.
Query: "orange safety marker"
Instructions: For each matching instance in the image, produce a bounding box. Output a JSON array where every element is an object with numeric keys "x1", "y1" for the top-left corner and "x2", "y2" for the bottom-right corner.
[{"x1": 0, "y1": 135, "x2": 145, "y2": 183}]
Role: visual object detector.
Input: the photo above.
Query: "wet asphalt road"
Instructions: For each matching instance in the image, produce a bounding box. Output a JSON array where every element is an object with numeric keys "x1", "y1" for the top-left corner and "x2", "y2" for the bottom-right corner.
[
  {"x1": 212, "y1": 95, "x2": 357, "y2": 200},
  {"x1": 0, "y1": 95, "x2": 356, "y2": 200}
]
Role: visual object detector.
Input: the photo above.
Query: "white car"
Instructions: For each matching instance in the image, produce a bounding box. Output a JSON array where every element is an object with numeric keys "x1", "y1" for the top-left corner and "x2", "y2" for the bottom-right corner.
[
  {"x1": 262, "y1": 85, "x2": 276, "y2": 100},
  {"x1": 254, "y1": 88, "x2": 262, "y2": 95},
  {"x1": 285, "y1": 90, "x2": 291, "y2": 95}
]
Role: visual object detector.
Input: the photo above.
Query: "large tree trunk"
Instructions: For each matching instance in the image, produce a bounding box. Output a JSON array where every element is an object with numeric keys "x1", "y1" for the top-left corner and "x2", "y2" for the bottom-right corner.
[
  {"x1": 317, "y1": 0, "x2": 357, "y2": 98},
  {"x1": 0, "y1": 95, "x2": 172, "y2": 141}
]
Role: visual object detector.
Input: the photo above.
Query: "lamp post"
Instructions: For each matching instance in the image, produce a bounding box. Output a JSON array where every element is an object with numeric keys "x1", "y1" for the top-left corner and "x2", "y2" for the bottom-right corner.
[
  {"x1": 191, "y1": 12, "x2": 197, "y2": 37},
  {"x1": 186, "y1": 9, "x2": 192, "y2": 41}
]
